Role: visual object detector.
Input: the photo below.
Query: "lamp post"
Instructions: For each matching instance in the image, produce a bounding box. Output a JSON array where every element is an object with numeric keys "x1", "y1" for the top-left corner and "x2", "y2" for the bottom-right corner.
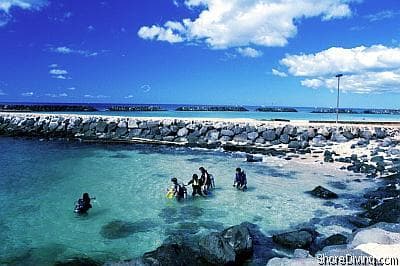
[{"x1": 335, "y1": 74, "x2": 343, "y2": 124}]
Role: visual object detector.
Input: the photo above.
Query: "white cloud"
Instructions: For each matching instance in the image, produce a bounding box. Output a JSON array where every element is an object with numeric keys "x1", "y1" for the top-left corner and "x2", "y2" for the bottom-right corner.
[
  {"x1": 365, "y1": 10, "x2": 400, "y2": 22},
  {"x1": 48, "y1": 63, "x2": 58, "y2": 68},
  {"x1": 280, "y1": 45, "x2": 400, "y2": 93},
  {"x1": 66, "y1": 87, "x2": 76, "y2": 90},
  {"x1": 236, "y1": 47, "x2": 263, "y2": 58},
  {"x1": 0, "y1": 0, "x2": 47, "y2": 27},
  {"x1": 0, "y1": 89, "x2": 6, "y2": 95},
  {"x1": 138, "y1": 0, "x2": 355, "y2": 49},
  {"x1": 141, "y1": 84, "x2": 151, "y2": 93},
  {"x1": 272, "y1": 68, "x2": 288, "y2": 77},
  {"x1": 50, "y1": 46, "x2": 98, "y2": 57},
  {"x1": 87, "y1": 25, "x2": 95, "y2": 31},
  {"x1": 138, "y1": 24, "x2": 184, "y2": 43},
  {"x1": 45, "y1": 92, "x2": 68, "y2": 98},
  {"x1": 124, "y1": 95, "x2": 134, "y2": 99},
  {"x1": 281, "y1": 45, "x2": 400, "y2": 76},
  {"x1": 84, "y1": 94, "x2": 109, "y2": 99},
  {"x1": 49, "y1": 69, "x2": 67, "y2": 75},
  {"x1": 21, "y1": 91, "x2": 34, "y2": 96}
]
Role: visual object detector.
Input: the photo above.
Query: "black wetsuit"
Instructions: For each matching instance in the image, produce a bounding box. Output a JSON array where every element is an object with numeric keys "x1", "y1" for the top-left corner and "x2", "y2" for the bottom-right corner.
[{"x1": 187, "y1": 178, "x2": 203, "y2": 196}]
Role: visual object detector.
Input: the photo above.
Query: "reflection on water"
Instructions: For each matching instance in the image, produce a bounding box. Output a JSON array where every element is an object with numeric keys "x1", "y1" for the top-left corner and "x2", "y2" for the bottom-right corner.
[{"x1": 0, "y1": 137, "x2": 374, "y2": 265}]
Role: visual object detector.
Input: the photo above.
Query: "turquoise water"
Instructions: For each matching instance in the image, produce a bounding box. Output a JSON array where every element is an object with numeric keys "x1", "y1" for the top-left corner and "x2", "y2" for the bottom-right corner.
[{"x1": 0, "y1": 137, "x2": 373, "y2": 265}]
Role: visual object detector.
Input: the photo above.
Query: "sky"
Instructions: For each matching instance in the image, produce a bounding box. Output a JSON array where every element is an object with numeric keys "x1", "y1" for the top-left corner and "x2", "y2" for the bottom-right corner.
[{"x1": 0, "y1": 0, "x2": 400, "y2": 108}]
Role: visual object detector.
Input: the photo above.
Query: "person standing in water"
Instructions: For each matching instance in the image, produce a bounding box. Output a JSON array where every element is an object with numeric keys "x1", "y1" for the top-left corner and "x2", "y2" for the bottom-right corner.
[
  {"x1": 170, "y1": 177, "x2": 186, "y2": 200},
  {"x1": 187, "y1": 174, "x2": 204, "y2": 197},
  {"x1": 234, "y1": 168, "x2": 247, "y2": 191},
  {"x1": 199, "y1": 167, "x2": 212, "y2": 193},
  {"x1": 74, "y1": 192, "x2": 93, "y2": 214}
]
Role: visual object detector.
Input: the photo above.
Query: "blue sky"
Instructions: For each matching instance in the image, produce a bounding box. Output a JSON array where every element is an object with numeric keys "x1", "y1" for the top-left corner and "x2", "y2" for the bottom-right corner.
[{"x1": 0, "y1": 0, "x2": 400, "y2": 108}]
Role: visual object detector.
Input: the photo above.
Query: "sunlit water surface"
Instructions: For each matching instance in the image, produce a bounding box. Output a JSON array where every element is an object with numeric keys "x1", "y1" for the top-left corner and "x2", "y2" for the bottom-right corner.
[{"x1": 0, "y1": 137, "x2": 373, "y2": 265}]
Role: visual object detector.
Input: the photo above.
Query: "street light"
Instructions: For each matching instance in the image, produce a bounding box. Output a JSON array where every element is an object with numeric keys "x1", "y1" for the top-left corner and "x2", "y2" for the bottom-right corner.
[{"x1": 335, "y1": 74, "x2": 343, "y2": 124}]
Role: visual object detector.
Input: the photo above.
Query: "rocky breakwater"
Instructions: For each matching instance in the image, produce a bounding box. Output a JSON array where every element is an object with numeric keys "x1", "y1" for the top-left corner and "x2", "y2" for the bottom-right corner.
[{"x1": 0, "y1": 113, "x2": 397, "y2": 153}]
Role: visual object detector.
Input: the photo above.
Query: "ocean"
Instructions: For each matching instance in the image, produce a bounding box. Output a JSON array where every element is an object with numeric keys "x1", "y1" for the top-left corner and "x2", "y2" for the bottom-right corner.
[
  {"x1": 0, "y1": 137, "x2": 375, "y2": 265},
  {"x1": 2, "y1": 102, "x2": 400, "y2": 121}
]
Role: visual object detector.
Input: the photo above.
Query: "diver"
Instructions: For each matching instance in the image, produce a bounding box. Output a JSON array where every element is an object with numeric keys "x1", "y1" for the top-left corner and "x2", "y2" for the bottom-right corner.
[
  {"x1": 234, "y1": 168, "x2": 247, "y2": 191},
  {"x1": 170, "y1": 177, "x2": 187, "y2": 200},
  {"x1": 187, "y1": 174, "x2": 204, "y2": 197},
  {"x1": 74, "y1": 192, "x2": 93, "y2": 214},
  {"x1": 199, "y1": 166, "x2": 212, "y2": 193}
]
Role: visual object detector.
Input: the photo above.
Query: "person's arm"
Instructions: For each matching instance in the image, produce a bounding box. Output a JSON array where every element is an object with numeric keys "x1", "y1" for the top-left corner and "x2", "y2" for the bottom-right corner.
[{"x1": 187, "y1": 179, "x2": 193, "y2": 185}]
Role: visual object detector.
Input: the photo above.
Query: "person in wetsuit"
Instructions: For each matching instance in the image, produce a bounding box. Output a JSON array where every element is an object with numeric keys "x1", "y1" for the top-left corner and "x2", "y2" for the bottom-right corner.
[
  {"x1": 199, "y1": 167, "x2": 212, "y2": 193},
  {"x1": 234, "y1": 168, "x2": 247, "y2": 191},
  {"x1": 187, "y1": 174, "x2": 203, "y2": 197},
  {"x1": 75, "y1": 192, "x2": 93, "y2": 214},
  {"x1": 171, "y1": 177, "x2": 186, "y2": 200}
]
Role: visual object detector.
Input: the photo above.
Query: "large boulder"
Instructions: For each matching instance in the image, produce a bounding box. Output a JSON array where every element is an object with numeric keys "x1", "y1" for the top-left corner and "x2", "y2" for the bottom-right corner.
[
  {"x1": 364, "y1": 199, "x2": 400, "y2": 224},
  {"x1": 142, "y1": 243, "x2": 206, "y2": 266},
  {"x1": 279, "y1": 134, "x2": 290, "y2": 144},
  {"x1": 221, "y1": 129, "x2": 235, "y2": 137},
  {"x1": 199, "y1": 232, "x2": 236, "y2": 265},
  {"x1": 272, "y1": 229, "x2": 317, "y2": 249},
  {"x1": 307, "y1": 186, "x2": 338, "y2": 199},
  {"x1": 263, "y1": 130, "x2": 277, "y2": 141},
  {"x1": 177, "y1": 127, "x2": 189, "y2": 137},
  {"x1": 320, "y1": 234, "x2": 347, "y2": 249},
  {"x1": 247, "y1": 132, "x2": 259, "y2": 141}
]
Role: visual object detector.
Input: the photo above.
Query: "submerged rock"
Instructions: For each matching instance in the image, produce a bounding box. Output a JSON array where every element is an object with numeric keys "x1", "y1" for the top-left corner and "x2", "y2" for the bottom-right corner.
[
  {"x1": 100, "y1": 219, "x2": 157, "y2": 239},
  {"x1": 54, "y1": 257, "x2": 102, "y2": 266},
  {"x1": 307, "y1": 186, "x2": 338, "y2": 199},
  {"x1": 320, "y1": 234, "x2": 347, "y2": 249},
  {"x1": 363, "y1": 199, "x2": 400, "y2": 224}
]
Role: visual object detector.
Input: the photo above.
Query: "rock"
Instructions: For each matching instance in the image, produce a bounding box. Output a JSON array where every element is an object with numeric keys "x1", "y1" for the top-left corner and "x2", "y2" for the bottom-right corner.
[
  {"x1": 142, "y1": 243, "x2": 205, "y2": 266},
  {"x1": 246, "y1": 154, "x2": 263, "y2": 162},
  {"x1": 331, "y1": 132, "x2": 347, "y2": 143},
  {"x1": 374, "y1": 128, "x2": 386, "y2": 139},
  {"x1": 364, "y1": 199, "x2": 400, "y2": 224},
  {"x1": 343, "y1": 131, "x2": 354, "y2": 140},
  {"x1": 272, "y1": 229, "x2": 316, "y2": 249},
  {"x1": 177, "y1": 127, "x2": 189, "y2": 137},
  {"x1": 221, "y1": 129, "x2": 235, "y2": 137},
  {"x1": 288, "y1": 141, "x2": 301, "y2": 149},
  {"x1": 255, "y1": 137, "x2": 265, "y2": 144},
  {"x1": 221, "y1": 224, "x2": 253, "y2": 257},
  {"x1": 283, "y1": 125, "x2": 297, "y2": 136},
  {"x1": 318, "y1": 127, "x2": 331, "y2": 138},
  {"x1": 233, "y1": 133, "x2": 249, "y2": 143},
  {"x1": 279, "y1": 134, "x2": 290, "y2": 144},
  {"x1": 263, "y1": 130, "x2": 277, "y2": 141},
  {"x1": 267, "y1": 257, "x2": 319, "y2": 266},
  {"x1": 360, "y1": 130, "x2": 373, "y2": 140},
  {"x1": 54, "y1": 257, "x2": 102, "y2": 266},
  {"x1": 199, "y1": 232, "x2": 236, "y2": 264},
  {"x1": 320, "y1": 234, "x2": 347, "y2": 248},
  {"x1": 308, "y1": 186, "x2": 338, "y2": 199},
  {"x1": 247, "y1": 131, "x2": 259, "y2": 141}
]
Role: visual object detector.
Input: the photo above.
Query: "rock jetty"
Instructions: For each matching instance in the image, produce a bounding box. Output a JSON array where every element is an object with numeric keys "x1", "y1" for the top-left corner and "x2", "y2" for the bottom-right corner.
[
  {"x1": 107, "y1": 106, "x2": 165, "y2": 112},
  {"x1": 0, "y1": 104, "x2": 97, "y2": 112},
  {"x1": 256, "y1": 107, "x2": 297, "y2": 112},
  {"x1": 176, "y1": 106, "x2": 248, "y2": 112}
]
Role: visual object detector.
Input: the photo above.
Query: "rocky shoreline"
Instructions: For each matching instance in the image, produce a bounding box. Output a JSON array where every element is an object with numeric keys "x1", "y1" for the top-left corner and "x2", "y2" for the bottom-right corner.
[{"x1": 1, "y1": 112, "x2": 400, "y2": 265}]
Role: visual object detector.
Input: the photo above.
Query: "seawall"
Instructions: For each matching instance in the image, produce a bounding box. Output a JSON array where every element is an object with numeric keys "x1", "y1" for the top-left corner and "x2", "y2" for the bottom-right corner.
[{"x1": 0, "y1": 112, "x2": 396, "y2": 149}]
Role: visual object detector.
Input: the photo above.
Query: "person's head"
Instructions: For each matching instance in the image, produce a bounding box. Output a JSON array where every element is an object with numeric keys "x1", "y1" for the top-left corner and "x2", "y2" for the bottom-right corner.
[
  {"x1": 199, "y1": 167, "x2": 205, "y2": 173},
  {"x1": 83, "y1": 193, "x2": 90, "y2": 201},
  {"x1": 193, "y1": 174, "x2": 198, "y2": 180},
  {"x1": 171, "y1": 177, "x2": 178, "y2": 184},
  {"x1": 236, "y1": 167, "x2": 241, "y2": 173}
]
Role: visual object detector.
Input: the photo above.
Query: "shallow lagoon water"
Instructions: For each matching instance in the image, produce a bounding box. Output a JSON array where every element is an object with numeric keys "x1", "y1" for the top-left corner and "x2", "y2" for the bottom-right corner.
[{"x1": 0, "y1": 137, "x2": 373, "y2": 265}]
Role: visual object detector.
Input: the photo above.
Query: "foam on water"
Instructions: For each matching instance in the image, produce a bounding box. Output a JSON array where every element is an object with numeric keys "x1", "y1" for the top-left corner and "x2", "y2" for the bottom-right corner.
[{"x1": 0, "y1": 137, "x2": 373, "y2": 265}]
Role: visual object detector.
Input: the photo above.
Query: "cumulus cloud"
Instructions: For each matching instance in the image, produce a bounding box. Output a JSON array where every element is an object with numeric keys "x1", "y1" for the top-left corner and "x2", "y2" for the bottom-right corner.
[
  {"x1": 50, "y1": 46, "x2": 98, "y2": 57},
  {"x1": 0, "y1": 0, "x2": 47, "y2": 27},
  {"x1": 272, "y1": 68, "x2": 288, "y2": 77},
  {"x1": 21, "y1": 91, "x2": 34, "y2": 96},
  {"x1": 0, "y1": 89, "x2": 6, "y2": 95},
  {"x1": 66, "y1": 87, "x2": 76, "y2": 90},
  {"x1": 124, "y1": 95, "x2": 134, "y2": 99},
  {"x1": 138, "y1": 0, "x2": 355, "y2": 49},
  {"x1": 280, "y1": 45, "x2": 400, "y2": 93},
  {"x1": 236, "y1": 47, "x2": 263, "y2": 58}
]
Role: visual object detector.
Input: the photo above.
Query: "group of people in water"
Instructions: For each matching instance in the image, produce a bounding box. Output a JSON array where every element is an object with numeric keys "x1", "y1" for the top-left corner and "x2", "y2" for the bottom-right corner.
[
  {"x1": 74, "y1": 167, "x2": 248, "y2": 214},
  {"x1": 169, "y1": 166, "x2": 247, "y2": 200}
]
